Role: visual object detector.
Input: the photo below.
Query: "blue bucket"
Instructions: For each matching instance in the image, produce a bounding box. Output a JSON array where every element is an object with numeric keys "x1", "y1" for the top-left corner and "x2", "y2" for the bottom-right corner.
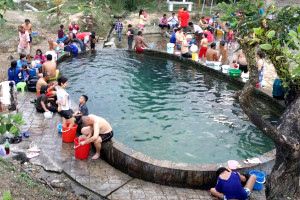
[
  {"x1": 249, "y1": 170, "x2": 266, "y2": 191},
  {"x1": 57, "y1": 123, "x2": 62, "y2": 134}
]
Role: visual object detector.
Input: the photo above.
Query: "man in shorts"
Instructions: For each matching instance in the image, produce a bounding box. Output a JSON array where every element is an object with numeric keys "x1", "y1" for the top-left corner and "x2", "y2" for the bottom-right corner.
[
  {"x1": 210, "y1": 167, "x2": 256, "y2": 200},
  {"x1": 80, "y1": 115, "x2": 113, "y2": 160},
  {"x1": 134, "y1": 31, "x2": 148, "y2": 54}
]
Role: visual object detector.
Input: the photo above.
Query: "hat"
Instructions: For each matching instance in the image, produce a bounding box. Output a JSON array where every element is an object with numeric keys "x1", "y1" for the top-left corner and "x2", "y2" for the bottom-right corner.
[{"x1": 227, "y1": 160, "x2": 241, "y2": 170}]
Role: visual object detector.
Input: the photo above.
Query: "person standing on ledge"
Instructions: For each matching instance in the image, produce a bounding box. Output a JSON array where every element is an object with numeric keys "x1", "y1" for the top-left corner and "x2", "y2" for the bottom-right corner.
[
  {"x1": 80, "y1": 115, "x2": 113, "y2": 160},
  {"x1": 134, "y1": 31, "x2": 148, "y2": 54}
]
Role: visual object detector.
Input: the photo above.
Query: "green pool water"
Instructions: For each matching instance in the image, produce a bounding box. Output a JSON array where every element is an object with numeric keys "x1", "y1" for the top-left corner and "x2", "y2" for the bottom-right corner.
[{"x1": 59, "y1": 50, "x2": 276, "y2": 164}]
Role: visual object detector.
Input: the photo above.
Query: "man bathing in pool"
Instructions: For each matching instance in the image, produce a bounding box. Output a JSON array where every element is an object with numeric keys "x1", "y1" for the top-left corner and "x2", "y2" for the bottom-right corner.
[{"x1": 80, "y1": 115, "x2": 113, "y2": 160}]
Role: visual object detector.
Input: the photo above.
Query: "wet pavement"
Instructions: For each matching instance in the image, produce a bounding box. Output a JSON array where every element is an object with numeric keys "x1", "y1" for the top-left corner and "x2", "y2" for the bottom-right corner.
[{"x1": 11, "y1": 92, "x2": 267, "y2": 199}]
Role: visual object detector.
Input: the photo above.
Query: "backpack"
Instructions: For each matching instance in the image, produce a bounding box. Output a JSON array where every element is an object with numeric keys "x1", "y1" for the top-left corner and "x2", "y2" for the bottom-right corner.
[{"x1": 272, "y1": 78, "x2": 284, "y2": 99}]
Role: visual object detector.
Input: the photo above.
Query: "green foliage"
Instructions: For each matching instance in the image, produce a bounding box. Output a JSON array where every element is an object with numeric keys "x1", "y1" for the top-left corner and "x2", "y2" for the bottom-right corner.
[
  {"x1": 17, "y1": 172, "x2": 37, "y2": 188},
  {"x1": 284, "y1": 25, "x2": 300, "y2": 79},
  {"x1": 0, "y1": 113, "x2": 25, "y2": 136},
  {"x1": 0, "y1": 0, "x2": 14, "y2": 23},
  {"x1": 2, "y1": 191, "x2": 12, "y2": 200}
]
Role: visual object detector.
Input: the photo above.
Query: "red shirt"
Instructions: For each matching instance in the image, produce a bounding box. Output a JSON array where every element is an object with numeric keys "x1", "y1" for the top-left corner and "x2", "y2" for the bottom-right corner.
[
  {"x1": 180, "y1": 11, "x2": 190, "y2": 27},
  {"x1": 76, "y1": 32, "x2": 91, "y2": 40},
  {"x1": 204, "y1": 30, "x2": 214, "y2": 43}
]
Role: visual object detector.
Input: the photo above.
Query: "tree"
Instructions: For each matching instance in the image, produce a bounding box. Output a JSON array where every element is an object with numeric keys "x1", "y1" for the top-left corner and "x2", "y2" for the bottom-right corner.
[
  {"x1": 0, "y1": 0, "x2": 14, "y2": 23},
  {"x1": 218, "y1": 1, "x2": 300, "y2": 199}
]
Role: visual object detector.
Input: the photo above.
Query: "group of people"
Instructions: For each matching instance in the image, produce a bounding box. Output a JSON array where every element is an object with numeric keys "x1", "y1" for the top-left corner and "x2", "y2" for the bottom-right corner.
[{"x1": 8, "y1": 18, "x2": 114, "y2": 160}]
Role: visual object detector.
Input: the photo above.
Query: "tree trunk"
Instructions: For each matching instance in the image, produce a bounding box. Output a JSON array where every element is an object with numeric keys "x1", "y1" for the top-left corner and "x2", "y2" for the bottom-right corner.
[{"x1": 238, "y1": 41, "x2": 300, "y2": 199}]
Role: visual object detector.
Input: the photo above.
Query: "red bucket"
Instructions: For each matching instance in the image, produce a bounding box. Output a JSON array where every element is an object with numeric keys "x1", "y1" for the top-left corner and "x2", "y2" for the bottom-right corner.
[
  {"x1": 74, "y1": 137, "x2": 90, "y2": 160},
  {"x1": 62, "y1": 123, "x2": 78, "y2": 143}
]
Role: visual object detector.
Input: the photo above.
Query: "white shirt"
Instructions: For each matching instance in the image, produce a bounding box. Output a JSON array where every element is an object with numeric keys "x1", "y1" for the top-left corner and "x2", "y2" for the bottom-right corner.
[
  {"x1": 168, "y1": 16, "x2": 178, "y2": 25},
  {"x1": 56, "y1": 87, "x2": 71, "y2": 110},
  {"x1": 193, "y1": 24, "x2": 203, "y2": 33},
  {"x1": 45, "y1": 50, "x2": 58, "y2": 62}
]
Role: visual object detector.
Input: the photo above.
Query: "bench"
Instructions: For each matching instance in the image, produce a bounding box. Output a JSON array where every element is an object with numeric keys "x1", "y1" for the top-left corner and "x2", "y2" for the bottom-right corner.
[{"x1": 167, "y1": 0, "x2": 193, "y2": 12}]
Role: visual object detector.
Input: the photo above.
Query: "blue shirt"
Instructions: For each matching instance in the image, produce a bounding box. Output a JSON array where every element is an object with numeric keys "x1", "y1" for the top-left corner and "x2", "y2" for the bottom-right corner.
[
  {"x1": 170, "y1": 32, "x2": 176, "y2": 44},
  {"x1": 17, "y1": 59, "x2": 28, "y2": 69},
  {"x1": 215, "y1": 172, "x2": 248, "y2": 200},
  {"x1": 8, "y1": 67, "x2": 22, "y2": 84},
  {"x1": 115, "y1": 21, "x2": 123, "y2": 33}
]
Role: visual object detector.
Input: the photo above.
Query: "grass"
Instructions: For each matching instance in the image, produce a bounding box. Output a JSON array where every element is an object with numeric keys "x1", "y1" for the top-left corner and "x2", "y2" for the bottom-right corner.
[
  {"x1": 0, "y1": 24, "x2": 16, "y2": 43},
  {"x1": 2, "y1": 191, "x2": 12, "y2": 200}
]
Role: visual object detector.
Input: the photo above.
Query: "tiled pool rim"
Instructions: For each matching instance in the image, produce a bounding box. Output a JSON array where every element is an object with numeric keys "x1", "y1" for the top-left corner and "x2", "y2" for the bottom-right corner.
[{"x1": 58, "y1": 49, "x2": 283, "y2": 188}]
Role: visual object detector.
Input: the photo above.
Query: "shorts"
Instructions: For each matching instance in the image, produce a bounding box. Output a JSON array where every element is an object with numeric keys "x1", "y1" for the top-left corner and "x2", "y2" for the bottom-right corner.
[
  {"x1": 159, "y1": 24, "x2": 170, "y2": 29},
  {"x1": 136, "y1": 47, "x2": 144, "y2": 54},
  {"x1": 244, "y1": 188, "x2": 251, "y2": 197},
  {"x1": 239, "y1": 64, "x2": 248, "y2": 73},
  {"x1": 17, "y1": 46, "x2": 30, "y2": 55},
  {"x1": 59, "y1": 109, "x2": 74, "y2": 119},
  {"x1": 100, "y1": 131, "x2": 114, "y2": 143},
  {"x1": 91, "y1": 42, "x2": 96, "y2": 50},
  {"x1": 29, "y1": 34, "x2": 32, "y2": 43},
  {"x1": 199, "y1": 46, "x2": 208, "y2": 58}
]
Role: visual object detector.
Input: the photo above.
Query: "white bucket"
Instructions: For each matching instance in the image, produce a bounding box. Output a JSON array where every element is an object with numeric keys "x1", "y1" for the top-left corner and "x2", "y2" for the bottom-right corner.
[{"x1": 167, "y1": 43, "x2": 175, "y2": 54}]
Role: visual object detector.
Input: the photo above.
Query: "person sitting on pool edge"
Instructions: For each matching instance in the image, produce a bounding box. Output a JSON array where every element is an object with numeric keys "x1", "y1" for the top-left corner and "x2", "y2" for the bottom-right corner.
[
  {"x1": 80, "y1": 115, "x2": 113, "y2": 160},
  {"x1": 210, "y1": 167, "x2": 256, "y2": 200}
]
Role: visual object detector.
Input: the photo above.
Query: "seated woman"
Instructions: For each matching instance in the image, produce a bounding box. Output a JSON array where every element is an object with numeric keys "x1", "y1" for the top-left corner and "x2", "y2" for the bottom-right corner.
[
  {"x1": 33, "y1": 49, "x2": 46, "y2": 70},
  {"x1": 35, "y1": 85, "x2": 57, "y2": 113},
  {"x1": 210, "y1": 167, "x2": 256, "y2": 200}
]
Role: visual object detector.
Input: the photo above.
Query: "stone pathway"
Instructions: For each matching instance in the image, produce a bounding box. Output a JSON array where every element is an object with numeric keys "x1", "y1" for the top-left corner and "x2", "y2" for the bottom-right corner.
[{"x1": 12, "y1": 91, "x2": 266, "y2": 200}]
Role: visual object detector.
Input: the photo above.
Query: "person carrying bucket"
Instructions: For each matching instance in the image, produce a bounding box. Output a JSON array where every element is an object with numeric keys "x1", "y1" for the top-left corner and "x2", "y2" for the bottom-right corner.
[
  {"x1": 210, "y1": 167, "x2": 257, "y2": 200},
  {"x1": 79, "y1": 115, "x2": 113, "y2": 160}
]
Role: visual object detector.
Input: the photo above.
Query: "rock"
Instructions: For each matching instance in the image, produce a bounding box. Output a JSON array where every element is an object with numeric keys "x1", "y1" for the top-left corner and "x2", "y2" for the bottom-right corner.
[{"x1": 50, "y1": 179, "x2": 65, "y2": 188}]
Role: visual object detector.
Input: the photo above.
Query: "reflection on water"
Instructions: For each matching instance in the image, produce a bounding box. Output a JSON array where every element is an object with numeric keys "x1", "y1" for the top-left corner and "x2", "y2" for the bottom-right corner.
[{"x1": 59, "y1": 50, "x2": 276, "y2": 164}]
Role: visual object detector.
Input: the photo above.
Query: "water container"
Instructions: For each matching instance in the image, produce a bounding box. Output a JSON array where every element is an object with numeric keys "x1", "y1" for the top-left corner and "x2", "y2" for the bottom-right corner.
[
  {"x1": 57, "y1": 123, "x2": 62, "y2": 134},
  {"x1": 167, "y1": 43, "x2": 175, "y2": 54},
  {"x1": 249, "y1": 170, "x2": 266, "y2": 191},
  {"x1": 62, "y1": 123, "x2": 78, "y2": 143},
  {"x1": 74, "y1": 137, "x2": 90, "y2": 160}
]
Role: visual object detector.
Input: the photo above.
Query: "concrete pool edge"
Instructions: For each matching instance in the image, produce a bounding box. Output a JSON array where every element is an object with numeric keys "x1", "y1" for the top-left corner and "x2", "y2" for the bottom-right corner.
[
  {"x1": 101, "y1": 139, "x2": 275, "y2": 188},
  {"x1": 58, "y1": 49, "x2": 280, "y2": 188}
]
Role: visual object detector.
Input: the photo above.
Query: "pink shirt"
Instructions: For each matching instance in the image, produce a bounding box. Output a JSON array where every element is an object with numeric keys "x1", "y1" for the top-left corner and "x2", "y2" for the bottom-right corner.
[
  {"x1": 18, "y1": 31, "x2": 30, "y2": 49},
  {"x1": 160, "y1": 17, "x2": 168, "y2": 25}
]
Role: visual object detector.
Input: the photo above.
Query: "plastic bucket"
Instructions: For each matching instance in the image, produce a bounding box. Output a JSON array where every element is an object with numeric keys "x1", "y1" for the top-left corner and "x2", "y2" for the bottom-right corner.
[
  {"x1": 74, "y1": 137, "x2": 90, "y2": 160},
  {"x1": 62, "y1": 123, "x2": 78, "y2": 143},
  {"x1": 167, "y1": 43, "x2": 175, "y2": 54},
  {"x1": 57, "y1": 123, "x2": 62, "y2": 134},
  {"x1": 249, "y1": 170, "x2": 266, "y2": 191}
]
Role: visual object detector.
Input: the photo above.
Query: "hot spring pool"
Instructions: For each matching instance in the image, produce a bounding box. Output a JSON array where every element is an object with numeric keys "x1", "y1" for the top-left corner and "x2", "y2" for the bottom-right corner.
[{"x1": 59, "y1": 50, "x2": 276, "y2": 164}]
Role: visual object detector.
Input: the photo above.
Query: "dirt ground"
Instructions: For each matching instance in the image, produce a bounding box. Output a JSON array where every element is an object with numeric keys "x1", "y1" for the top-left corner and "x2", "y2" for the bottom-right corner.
[{"x1": 0, "y1": 156, "x2": 103, "y2": 200}]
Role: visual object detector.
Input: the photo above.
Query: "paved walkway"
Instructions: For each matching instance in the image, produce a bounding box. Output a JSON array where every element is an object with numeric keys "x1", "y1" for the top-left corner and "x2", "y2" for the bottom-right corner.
[{"x1": 12, "y1": 92, "x2": 266, "y2": 200}]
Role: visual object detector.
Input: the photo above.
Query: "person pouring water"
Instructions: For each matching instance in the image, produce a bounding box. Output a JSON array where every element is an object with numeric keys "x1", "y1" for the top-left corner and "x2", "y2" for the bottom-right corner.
[{"x1": 80, "y1": 115, "x2": 113, "y2": 160}]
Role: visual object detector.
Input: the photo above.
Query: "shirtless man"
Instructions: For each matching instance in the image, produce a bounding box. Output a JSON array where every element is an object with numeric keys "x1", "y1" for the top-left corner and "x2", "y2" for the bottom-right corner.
[
  {"x1": 134, "y1": 31, "x2": 148, "y2": 54},
  {"x1": 80, "y1": 115, "x2": 113, "y2": 160},
  {"x1": 36, "y1": 72, "x2": 56, "y2": 97},
  {"x1": 198, "y1": 33, "x2": 208, "y2": 62},
  {"x1": 206, "y1": 42, "x2": 219, "y2": 62},
  {"x1": 235, "y1": 49, "x2": 248, "y2": 73},
  {"x1": 42, "y1": 54, "x2": 57, "y2": 79},
  {"x1": 22, "y1": 19, "x2": 32, "y2": 44}
]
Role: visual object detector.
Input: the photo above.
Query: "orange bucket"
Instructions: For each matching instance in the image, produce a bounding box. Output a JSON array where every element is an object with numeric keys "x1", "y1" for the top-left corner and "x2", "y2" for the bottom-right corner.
[
  {"x1": 74, "y1": 137, "x2": 90, "y2": 160},
  {"x1": 62, "y1": 123, "x2": 78, "y2": 143}
]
